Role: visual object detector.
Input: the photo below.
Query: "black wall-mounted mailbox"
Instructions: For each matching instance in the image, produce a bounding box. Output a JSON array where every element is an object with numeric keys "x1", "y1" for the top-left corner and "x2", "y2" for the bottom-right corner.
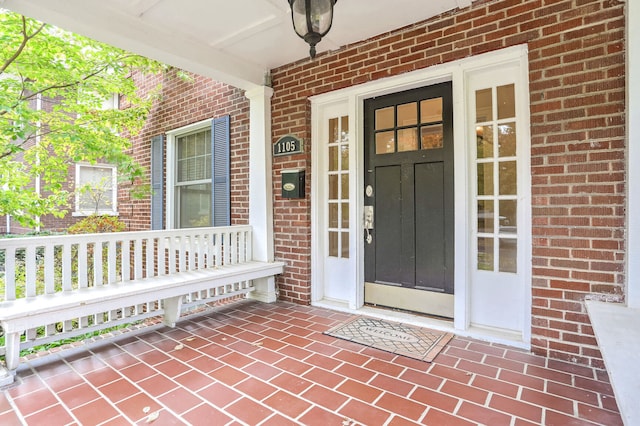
[{"x1": 281, "y1": 169, "x2": 305, "y2": 198}]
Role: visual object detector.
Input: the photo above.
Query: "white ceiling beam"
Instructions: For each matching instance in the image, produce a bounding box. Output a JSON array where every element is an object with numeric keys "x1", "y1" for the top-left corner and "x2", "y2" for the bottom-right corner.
[{"x1": 2, "y1": 0, "x2": 265, "y2": 90}]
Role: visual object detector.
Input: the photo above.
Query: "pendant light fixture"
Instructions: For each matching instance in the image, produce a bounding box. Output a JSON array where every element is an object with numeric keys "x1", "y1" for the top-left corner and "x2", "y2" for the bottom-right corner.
[{"x1": 288, "y1": 0, "x2": 337, "y2": 59}]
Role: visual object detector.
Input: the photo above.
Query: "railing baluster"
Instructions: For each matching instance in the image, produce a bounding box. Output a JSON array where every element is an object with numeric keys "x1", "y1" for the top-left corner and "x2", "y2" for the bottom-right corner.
[
  {"x1": 44, "y1": 244, "x2": 55, "y2": 294},
  {"x1": 189, "y1": 233, "x2": 196, "y2": 270},
  {"x1": 168, "y1": 235, "x2": 176, "y2": 274},
  {"x1": 178, "y1": 235, "x2": 186, "y2": 272},
  {"x1": 147, "y1": 237, "x2": 155, "y2": 278},
  {"x1": 134, "y1": 238, "x2": 143, "y2": 280},
  {"x1": 121, "y1": 238, "x2": 131, "y2": 282},
  {"x1": 78, "y1": 242, "x2": 88, "y2": 289},
  {"x1": 158, "y1": 236, "x2": 166, "y2": 275},
  {"x1": 108, "y1": 240, "x2": 117, "y2": 284},
  {"x1": 25, "y1": 245, "x2": 37, "y2": 297},
  {"x1": 94, "y1": 241, "x2": 103, "y2": 286},
  {"x1": 4, "y1": 247, "x2": 16, "y2": 301},
  {"x1": 62, "y1": 243, "x2": 72, "y2": 291}
]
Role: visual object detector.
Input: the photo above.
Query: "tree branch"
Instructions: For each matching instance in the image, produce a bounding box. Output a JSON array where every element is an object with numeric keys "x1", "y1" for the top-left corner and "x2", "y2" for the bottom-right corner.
[{"x1": 0, "y1": 15, "x2": 46, "y2": 75}]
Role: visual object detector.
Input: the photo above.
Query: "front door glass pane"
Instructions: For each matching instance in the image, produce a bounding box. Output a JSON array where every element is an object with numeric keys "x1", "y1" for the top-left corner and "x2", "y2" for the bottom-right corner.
[
  {"x1": 398, "y1": 128, "x2": 418, "y2": 152},
  {"x1": 376, "y1": 131, "x2": 395, "y2": 154},
  {"x1": 398, "y1": 102, "x2": 417, "y2": 126},
  {"x1": 421, "y1": 98, "x2": 443, "y2": 123},
  {"x1": 421, "y1": 125, "x2": 443, "y2": 149},
  {"x1": 376, "y1": 107, "x2": 394, "y2": 130}
]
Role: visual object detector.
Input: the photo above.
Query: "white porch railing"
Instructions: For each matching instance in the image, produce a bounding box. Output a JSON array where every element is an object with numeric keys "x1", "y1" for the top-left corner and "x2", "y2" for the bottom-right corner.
[{"x1": 0, "y1": 225, "x2": 261, "y2": 362}]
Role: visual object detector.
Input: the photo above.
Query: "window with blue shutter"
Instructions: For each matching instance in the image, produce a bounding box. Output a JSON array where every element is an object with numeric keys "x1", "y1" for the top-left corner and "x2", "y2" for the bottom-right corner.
[{"x1": 172, "y1": 116, "x2": 230, "y2": 228}]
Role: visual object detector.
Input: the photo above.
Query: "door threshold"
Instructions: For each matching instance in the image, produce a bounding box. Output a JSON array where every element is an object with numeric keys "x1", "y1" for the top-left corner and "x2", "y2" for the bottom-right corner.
[
  {"x1": 312, "y1": 298, "x2": 454, "y2": 334},
  {"x1": 364, "y1": 302, "x2": 453, "y2": 322}
]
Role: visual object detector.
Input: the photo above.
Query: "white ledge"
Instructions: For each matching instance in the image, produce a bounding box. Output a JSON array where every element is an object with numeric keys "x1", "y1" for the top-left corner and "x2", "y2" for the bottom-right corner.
[{"x1": 585, "y1": 300, "x2": 640, "y2": 426}]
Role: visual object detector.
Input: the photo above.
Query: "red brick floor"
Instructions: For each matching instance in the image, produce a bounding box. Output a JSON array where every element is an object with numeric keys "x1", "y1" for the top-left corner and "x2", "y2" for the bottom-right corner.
[{"x1": 0, "y1": 300, "x2": 623, "y2": 425}]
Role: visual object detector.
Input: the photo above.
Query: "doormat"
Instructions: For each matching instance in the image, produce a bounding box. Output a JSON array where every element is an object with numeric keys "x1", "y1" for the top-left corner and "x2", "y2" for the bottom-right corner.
[{"x1": 325, "y1": 317, "x2": 454, "y2": 362}]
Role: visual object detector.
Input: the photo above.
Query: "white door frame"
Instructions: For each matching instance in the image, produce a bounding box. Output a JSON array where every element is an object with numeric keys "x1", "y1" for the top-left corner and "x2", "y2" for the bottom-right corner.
[{"x1": 311, "y1": 45, "x2": 531, "y2": 347}]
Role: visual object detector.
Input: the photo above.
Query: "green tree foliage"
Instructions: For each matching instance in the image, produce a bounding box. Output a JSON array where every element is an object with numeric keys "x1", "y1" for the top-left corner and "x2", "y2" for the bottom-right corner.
[{"x1": 0, "y1": 11, "x2": 162, "y2": 227}]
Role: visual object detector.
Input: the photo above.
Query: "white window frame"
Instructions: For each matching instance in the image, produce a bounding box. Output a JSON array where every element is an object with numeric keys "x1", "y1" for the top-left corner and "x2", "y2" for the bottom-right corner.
[
  {"x1": 165, "y1": 118, "x2": 212, "y2": 229},
  {"x1": 73, "y1": 163, "x2": 118, "y2": 216}
]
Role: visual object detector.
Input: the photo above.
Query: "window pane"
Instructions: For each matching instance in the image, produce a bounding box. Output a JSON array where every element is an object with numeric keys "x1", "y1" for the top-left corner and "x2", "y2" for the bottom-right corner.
[
  {"x1": 397, "y1": 102, "x2": 417, "y2": 126},
  {"x1": 341, "y1": 203, "x2": 349, "y2": 228},
  {"x1": 341, "y1": 116, "x2": 349, "y2": 141},
  {"x1": 499, "y1": 238, "x2": 517, "y2": 273},
  {"x1": 78, "y1": 166, "x2": 114, "y2": 212},
  {"x1": 329, "y1": 117, "x2": 339, "y2": 143},
  {"x1": 341, "y1": 145, "x2": 349, "y2": 171},
  {"x1": 341, "y1": 174, "x2": 349, "y2": 199},
  {"x1": 476, "y1": 125, "x2": 493, "y2": 159},
  {"x1": 375, "y1": 107, "x2": 394, "y2": 130},
  {"x1": 478, "y1": 237, "x2": 494, "y2": 271},
  {"x1": 421, "y1": 124, "x2": 443, "y2": 149},
  {"x1": 497, "y1": 84, "x2": 515, "y2": 119},
  {"x1": 477, "y1": 200, "x2": 494, "y2": 233},
  {"x1": 178, "y1": 183, "x2": 211, "y2": 228},
  {"x1": 498, "y1": 123, "x2": 516, "y2": 157},
  {"x1": 177, "y1": 129, "x2": 211, "y2": 183},
  {"x1": 328, "y1": 175, "x2": 338, "y2": 199},
  {"x1": 398, "y1": 128, "x2": 418, "y2": 152},
  {"x1": 499, "y1": 161, "x2": 517, "y2": 195},
  {"x1": 329, "y1": 146, "x2": 338, "y2": 171},
  {"x1": 476, "y1": 88, "x2": 493, "y2": 122},
  {"x1": 329, "y1": 203, "x2": 338, "y2": 228},
  {"x1": 499, "y1": 200, "x2": 517, "y2": 234},
  {"x1": 376, "y1": 131, "x2": 395, "y2": 154},
  {"x1": 341, "y1": 232, "x2": 350, "y2": 258},
  {"x1": 477, "y1": 163, "x2": 494, "y2": 196},
  {"x1": 421, "y1": 98, "x2": 442, "y2": 123},
  {"x1": 329, "y1": 231, "x2": 338, "y2": 257}
]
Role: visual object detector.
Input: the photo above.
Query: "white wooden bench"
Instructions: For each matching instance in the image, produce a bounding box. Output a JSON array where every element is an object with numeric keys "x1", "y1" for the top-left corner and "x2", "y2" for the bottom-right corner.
[
  {"x1": 0, "y1": 225, "x2": 284, "y2": 384},
  {"x1": 585, "y1": 300, "x2": 640, "y2": 426}
]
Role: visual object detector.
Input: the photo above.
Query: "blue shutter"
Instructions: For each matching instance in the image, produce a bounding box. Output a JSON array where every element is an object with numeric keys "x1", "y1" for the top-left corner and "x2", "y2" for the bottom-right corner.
[
  {"x1": 211, "y1": 116, "x2": 230, "y2": 226},
  {"x1": 150, "y1": 134, "x2": 164, "y2": 230}
]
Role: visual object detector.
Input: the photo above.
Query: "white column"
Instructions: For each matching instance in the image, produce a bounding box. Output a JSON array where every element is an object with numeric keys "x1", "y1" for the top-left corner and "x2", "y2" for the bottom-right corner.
[
  {"x1": 245, "y1": 85, "x2": 277, "y2": 303},
  {"x1": 628, "y1": 0, "x2": 640, "y2": 308}
]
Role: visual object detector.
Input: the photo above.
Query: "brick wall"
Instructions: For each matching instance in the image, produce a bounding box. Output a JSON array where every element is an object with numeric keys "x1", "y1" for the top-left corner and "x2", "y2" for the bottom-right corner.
[
  {"x1": 121, "y1": 69, "x2": 251, "y2": 231},
  {"x1": 270, "y1": 0, "x2": 625, "y2": 367}
]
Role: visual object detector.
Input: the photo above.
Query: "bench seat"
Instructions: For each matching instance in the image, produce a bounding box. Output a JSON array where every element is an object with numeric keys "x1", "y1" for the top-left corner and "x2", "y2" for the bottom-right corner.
[
  {"x1": 585, "y1": 300, "x2": 640, "y2": 426},
  {"x1": 0, "y1": 260, "x2": 284, "y2": 375}
]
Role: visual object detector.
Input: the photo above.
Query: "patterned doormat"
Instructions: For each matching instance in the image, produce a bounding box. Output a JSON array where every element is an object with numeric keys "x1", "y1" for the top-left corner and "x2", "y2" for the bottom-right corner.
[{"x1": 325, "y1": 317, "x2": 454, "y2": 362}]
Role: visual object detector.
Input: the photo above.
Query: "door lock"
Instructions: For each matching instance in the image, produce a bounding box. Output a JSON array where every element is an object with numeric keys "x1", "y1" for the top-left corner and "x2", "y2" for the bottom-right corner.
[{"x1": 364, "y1": 206, "x2": 374, "y2": 244}]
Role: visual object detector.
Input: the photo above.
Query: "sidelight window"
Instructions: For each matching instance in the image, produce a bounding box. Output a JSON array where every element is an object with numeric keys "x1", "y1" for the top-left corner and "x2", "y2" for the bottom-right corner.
[
  {"x1": 328, "y1": 115, "x2": 350, "y2": 258},
  {"x1": 475, "y1": 84, "x2": 518, "y2": 273}
]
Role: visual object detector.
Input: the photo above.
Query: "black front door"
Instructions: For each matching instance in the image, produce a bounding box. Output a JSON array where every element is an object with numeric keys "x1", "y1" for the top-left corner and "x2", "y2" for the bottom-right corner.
[{"x1": 364, "y1": 82, "x2": 454, "y2": 315}]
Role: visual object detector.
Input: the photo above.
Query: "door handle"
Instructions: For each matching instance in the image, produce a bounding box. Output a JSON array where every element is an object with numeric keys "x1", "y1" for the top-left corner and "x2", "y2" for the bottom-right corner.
[{"x1": 364, "y1": 206, "x2": 374, "y2": 244}]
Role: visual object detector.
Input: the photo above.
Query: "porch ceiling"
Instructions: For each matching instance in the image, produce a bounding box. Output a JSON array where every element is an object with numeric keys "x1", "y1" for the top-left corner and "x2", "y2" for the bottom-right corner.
[{"x1": 2, "y1": 0, "x2": 472, "y2": 90}]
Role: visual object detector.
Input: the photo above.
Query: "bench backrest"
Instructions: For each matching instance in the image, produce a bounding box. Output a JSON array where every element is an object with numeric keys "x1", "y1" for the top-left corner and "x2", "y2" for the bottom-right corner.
[{"x1": 0, "y1": 225, "x2": 253, "y2": 301}]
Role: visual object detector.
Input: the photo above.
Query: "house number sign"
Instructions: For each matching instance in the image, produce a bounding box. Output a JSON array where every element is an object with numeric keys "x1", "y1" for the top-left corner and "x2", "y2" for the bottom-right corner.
[{"x1": 273, "y1": 135, "x2": 303, "y2": 157}]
